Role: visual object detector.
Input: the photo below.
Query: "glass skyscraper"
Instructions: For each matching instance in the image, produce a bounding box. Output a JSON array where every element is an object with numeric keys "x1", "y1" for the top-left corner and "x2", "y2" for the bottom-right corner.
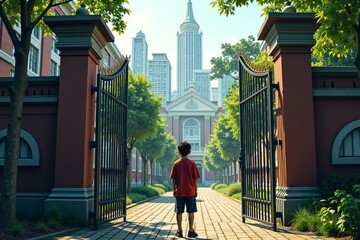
[
  {"x1": 177, "y1": 0, "x2": 203, "y2": 98},
  {"x1": 131, "y1": 31, "x2": 148, "y2": 76}
]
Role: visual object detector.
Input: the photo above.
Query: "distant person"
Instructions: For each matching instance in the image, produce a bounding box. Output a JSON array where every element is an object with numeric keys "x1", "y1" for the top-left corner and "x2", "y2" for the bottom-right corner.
[{"x1": 170, "y1": 141, "x2": 200, "y2": 238}]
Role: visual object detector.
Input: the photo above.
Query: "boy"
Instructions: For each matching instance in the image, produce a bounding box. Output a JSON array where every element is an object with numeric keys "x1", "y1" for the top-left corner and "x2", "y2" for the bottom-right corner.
[{"x1": 170, "y1": 141, "x2": 200, "y2": 238}]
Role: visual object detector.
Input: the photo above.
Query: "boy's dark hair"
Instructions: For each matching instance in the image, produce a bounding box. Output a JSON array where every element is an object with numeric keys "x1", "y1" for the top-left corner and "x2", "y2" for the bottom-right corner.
[{"x1": 178, "y1": 141, "x2": 191, "y2": 156}]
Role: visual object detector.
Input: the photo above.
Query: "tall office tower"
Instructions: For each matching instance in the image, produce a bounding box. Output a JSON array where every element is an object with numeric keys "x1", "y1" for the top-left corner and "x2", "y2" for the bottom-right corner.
[
  {"x1": 219, "y1": 75, "x2": 236, "y2": 107},
  {"x1": 148, "y1": 53, "x2": 172, "y2": 107},
  {"x1": 177, "y1": 0, "x2": 202, "y2": 98},
  {"x1": 131, "y1": 30, "x2": 148, "y2": 76},
  {"x1": 193, "y1": 69, "x2": 211, "y2": 100}
]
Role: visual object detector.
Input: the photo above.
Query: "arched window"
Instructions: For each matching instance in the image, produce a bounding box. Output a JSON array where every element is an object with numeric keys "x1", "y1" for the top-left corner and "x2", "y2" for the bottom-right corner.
[
  {"x1": 332, "y1": 119, "x2": 360, "y2": 165},
  {"x1": 0, "y1": 129, "x2": 40, "y2": 166},
  {"x1": 183, "y1": 119, "x2": 200, "y2": 150}
]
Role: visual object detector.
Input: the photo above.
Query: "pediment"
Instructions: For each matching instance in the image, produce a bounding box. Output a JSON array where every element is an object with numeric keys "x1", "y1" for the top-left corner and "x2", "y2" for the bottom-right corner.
[{"x1": 165, "y1": 92, "x2": 218, "y2": 113}]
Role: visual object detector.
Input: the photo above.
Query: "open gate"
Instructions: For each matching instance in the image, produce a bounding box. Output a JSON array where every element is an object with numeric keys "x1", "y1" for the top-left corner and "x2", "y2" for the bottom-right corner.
[
  {"x1": 238, "y1": 56, "x2": 278, "y2": 230},
  {"x1": 93, "y1": 59, "x2": 129, "y2": 229}
]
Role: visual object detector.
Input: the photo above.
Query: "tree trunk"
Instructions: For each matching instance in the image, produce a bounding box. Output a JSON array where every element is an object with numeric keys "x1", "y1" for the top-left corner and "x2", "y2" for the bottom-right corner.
[
  {"x1": 0, "y1": 44, "x2": 29, "y2": 227},
  {"x1": 150, "y1": 161, "x2": 153, "y2": 186},
  {"x1": 233, "y1": 160, "x2": 237, "y2": 183},
  {"x1": 127, "y1": 146, "x2": 134, "y2": 193},
  {"x1": 143, "y1": 159, "x2": 147, "y2": 186}
]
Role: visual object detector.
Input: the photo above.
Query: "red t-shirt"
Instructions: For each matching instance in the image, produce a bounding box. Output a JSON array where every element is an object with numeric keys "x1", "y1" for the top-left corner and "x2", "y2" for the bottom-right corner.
[{"x1": 170, "y1": 158, "x2": 200, "y2": 197}]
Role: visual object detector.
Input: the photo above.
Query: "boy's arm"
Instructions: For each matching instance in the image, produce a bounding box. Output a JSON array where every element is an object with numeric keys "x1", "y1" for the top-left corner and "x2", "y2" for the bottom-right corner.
[
  {"x1": 172, "y1": 179, "x2": 176, "y2": 196},
  {"x1": 194, "y1": 179, "x2": 198, "y2": 197}
]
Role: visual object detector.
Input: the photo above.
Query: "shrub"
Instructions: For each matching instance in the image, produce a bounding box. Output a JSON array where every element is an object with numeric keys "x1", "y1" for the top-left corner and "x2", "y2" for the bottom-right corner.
[
  {"x1": 34, "y1": 221, "x2": 48, "y2": 232},
  {"x1": 321, "y1": 174, "x2": 360, "y2": 198},
  {"x1": 62, "y1": 212, "x2": 78, "y2": 227},
  {"x1": 47, "y1": 219, "x2": 60, "y2": 229},
  {"x1": 149, "y1": 185, "x2": 165, "y2": 195},
  {"x1": 162, "y1": 183, "x2": 173, "y2": 191},
  {"x1": 291, "y1": 208, "x2": 319, "y2": 232},
  {"x1": 126, "y1": 196, "x2": 132, "y2": 205},
  {"x1": 226, "y1": 183, "x2": 241, "y2": 197},
  {"x1": 153, "y1": 183, "x2": 166, "y2": 191},
  {"x1": 210, "y1": 182, "x2": 219, "y2": 189},
  {"x1": 46, "y1": 206, "x2": 61, "y2": 222},
  {"x1": 318, "y1": 184, "x2": 360, "y2": 238},
  {"x1": 9, "y1": 220, "x2": 24, "y2": 236},
  {"x1": 231, "y1": 193, "x2": 241, "y2": 200},
  {"x1": 131, "y1": 186, "x2": 159, "y2": 197},
  {"x1": 127, "y1": 193, "x2": 147, "y2": 203},
  {"x1": 214, "y1": 183, "x2": 227, "y2": 191}
]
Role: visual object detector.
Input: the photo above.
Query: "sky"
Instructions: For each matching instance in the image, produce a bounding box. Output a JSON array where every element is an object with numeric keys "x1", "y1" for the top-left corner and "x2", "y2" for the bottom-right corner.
[{"x1": 114, "y1": 0, "x2": 264, "y2": 90}]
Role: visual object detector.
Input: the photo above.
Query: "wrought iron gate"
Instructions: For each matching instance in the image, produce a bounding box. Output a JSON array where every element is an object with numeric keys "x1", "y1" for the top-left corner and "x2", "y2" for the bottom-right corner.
[
  {"x1": 93, "y1": 59, "x2": 129, "y2": 229},
  {"x1": 238, "y1": 56, "x2": 278, "y2": 230}
]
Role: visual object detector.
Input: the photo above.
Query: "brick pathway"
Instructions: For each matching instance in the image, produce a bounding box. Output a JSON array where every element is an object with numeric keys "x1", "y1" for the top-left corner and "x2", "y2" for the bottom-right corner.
[{"x1": 57, "y1": 188, "x2": 336, "y2": 239}]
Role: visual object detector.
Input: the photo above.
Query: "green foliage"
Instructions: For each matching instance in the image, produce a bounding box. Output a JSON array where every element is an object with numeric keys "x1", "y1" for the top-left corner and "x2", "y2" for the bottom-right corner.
[
  {"x1": 231, "y1": 193, "x2": 241, "y2": 200},
  {"x1": 46, "y1": 206, "x2": 61, "y2": 222},
  {"x1": 149, "y1": 185, "x2": 165, "y2": 195},
  {"x1": 9, "y1": 220, "x2": 24, "y2": 236},
  {"x1": 47, "y1": 219, "x2": 60, "y2": 229},
  {"x1": 131, "y1": 186, "x2": 159, "y2": 198},
  {"x1": 127, "y1": 193, "x2": 147, "y2": 203},
  {"x1": 210, "y1": 183, "x2": 219, "y2": 189},
  {"x1": 210, "y1": 35, "x2": 261, "y2": 80},
  {"x1": 157, "y1": 133, "x2": 178, "y2": 172},
  {"x1": 291, "y1": 208, "x2": 320, "y2": 232},
  {"x1": 204, "y1": 135, "x2": 230, "y2": 174},
  {"x1": 226, "y1": 183, "x2": 241, "y2": 197},
  {"x1": 162, "y1": 183, "x2": 173, "y2": 192},
  {"x1": 320, "y1": 174, "x2": 360, "y2": 199},
  {"x1": 214, "y1": 183, "x2": 228, "y2": 191},
  {"x1": 34, "y1": 221, "x2": 48, "y2": 232},
  {"x1": 62, "y1": 212, "x2": 78, "y2": 227},
  {"x1": 319, "y1": 185, "x2": 360, "y2": 238},
  {"x1": 126, "y1": 196, "x2": 133, "y2": 205},
  {"x1": 210, "y1": 0, "x2": 360, "y2": 73}
]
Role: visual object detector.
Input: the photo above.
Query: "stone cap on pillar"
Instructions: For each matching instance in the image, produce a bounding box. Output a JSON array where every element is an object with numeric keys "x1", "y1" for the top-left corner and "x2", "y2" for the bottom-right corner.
[
  {"x1": 44, "y1": 15, "x2": 114, "y2": 59},
  {"x1": 257, "y1": 12, "x2": 318, "y2": 57}
]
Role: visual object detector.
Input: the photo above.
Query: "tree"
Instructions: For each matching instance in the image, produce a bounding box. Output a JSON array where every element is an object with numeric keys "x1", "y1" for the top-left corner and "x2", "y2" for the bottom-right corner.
[
  {"x1": 127, "y1": 73, "x2": 162, "y2": 190},
  {"x1": 210, "y1": 0, "x2": 360, "y2": 76},
  {"x1": 0, "y1": 0, "x2": 130, "y2": 227},
  {"x1": 135, "y1": 119, "x2": 167, "y2": 186},
  {"x1": 157, "y1": 133, "x2": 178, "y2": 183},
  {"x1": 214, "y1": 113, "x2": 240, "y2": 182},
  {"x1": 210, "y1": 35, "x2": 261, "y2": 80},
  {"x1": 204, "y1": 135, "x2": 231, "y2": 184}
]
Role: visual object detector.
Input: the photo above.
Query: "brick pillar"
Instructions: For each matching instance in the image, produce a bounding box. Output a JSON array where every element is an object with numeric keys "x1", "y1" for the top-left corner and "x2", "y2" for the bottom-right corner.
[
  {"x1": 43, "y1": 14, "x2": 114, "y2": 225},
  {"x1": 258, "y1": 12, "x2": 320, "y2": 225}
]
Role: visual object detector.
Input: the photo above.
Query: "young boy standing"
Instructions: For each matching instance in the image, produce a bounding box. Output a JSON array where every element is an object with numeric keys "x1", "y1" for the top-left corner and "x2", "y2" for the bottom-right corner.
[{"x1": 170, "y1": 141, "x2": 200, "y2": 238}]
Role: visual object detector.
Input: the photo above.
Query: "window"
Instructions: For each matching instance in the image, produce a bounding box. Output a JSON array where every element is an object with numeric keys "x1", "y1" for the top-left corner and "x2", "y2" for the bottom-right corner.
[
  {"x1": 32, "y1": 26, "x2": 41, "y2": 39},
  {"x1": 50, "y1": 60, "x2": 58, "y2": 76},
  {"x1": 28, "y1": 45, "x2": 39, "y2": 74},
  {"x1": 10, "y1": 70, "x2": 15, "y2": 77},
  {"x1": 0, "y1": 129, "x2": 40, "y2": 166},
  {"x1": 332, "y1": 119, "x2": 360, "y2": 164},
  {"x1": 183, "y1": 119, "x2": 200, "y2": 150},
  {"x1": 51, "y1": 35, "x2": 59, "y2": 54},
  {"x1": 103, "y1": 51, "x2": 110, "y2": 68}
]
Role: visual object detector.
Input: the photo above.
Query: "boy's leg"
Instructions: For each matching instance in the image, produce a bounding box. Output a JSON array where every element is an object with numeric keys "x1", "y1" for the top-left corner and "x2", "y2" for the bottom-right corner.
[
  {"x1": 188, "y1": 212, "x2": 194, "y2": 230},
  {"x1": 176, "y1": 213, "x2": 183, "y2": 230}
]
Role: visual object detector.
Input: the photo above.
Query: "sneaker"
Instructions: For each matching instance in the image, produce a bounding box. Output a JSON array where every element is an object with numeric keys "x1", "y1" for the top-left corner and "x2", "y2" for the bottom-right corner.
[
  {"x1": 175, "y1": 229, "x2": 183, "y2": 237},
  {"x1": 187, "y1": 230, "x2": 198, "y2": 238}
]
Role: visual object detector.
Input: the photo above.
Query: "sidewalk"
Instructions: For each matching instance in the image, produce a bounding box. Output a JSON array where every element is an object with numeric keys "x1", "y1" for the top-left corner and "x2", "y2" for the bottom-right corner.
[{"x1": 56, "y1": 188, "x2": 336, "y2": 240}]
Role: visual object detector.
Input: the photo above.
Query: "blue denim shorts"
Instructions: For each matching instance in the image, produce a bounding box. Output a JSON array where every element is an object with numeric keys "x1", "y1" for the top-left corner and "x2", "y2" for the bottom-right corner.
[{"x1": 175, "y1": 196, "x2": 197, "y2": 213}]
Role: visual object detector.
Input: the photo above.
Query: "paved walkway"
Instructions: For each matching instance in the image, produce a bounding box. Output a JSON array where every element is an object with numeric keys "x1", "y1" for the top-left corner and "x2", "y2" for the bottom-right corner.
[{"x1": 57, "y1": 188, "x2": 336, "y2": 240}]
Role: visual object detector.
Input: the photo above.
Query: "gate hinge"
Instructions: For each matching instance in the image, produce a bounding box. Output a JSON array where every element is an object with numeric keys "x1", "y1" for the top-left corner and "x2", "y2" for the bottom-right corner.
[
  {"x1": 272, "y1": 82, "x2": 280, "y2": 91},
  {"x1": 273, "y1": 138, "x2": 282, "y2": 146},
  {"x1": 90, "y1": 140, "x2": 97, "y2": 149},
  {"x1": 91, "y1": 85, "x2": 98, "y2": 93}
]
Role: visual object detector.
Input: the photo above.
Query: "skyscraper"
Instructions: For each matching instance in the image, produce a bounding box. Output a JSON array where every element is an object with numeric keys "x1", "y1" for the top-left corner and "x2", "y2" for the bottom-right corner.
[
  {"x1": 193, "y1": 69, "x2": 210, "y2": 100},
  {"x1": 131, "y1": 30, "x2": 148, "y2": 76},
  {"x1": 148, "y1": 53, "x2": 172, "y2": 106},
  {"x1": 177, "y1": 0, "x2": 203, "y2": 98}
]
